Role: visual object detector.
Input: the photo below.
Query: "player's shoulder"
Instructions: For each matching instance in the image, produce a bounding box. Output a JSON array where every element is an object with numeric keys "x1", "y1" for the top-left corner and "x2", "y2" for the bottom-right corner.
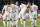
[
  {"x1": 32, "y1": 5, "x2": 37, "y2": 7},
  {"x1": 35, "y1": 5, "x2": 38, "y2": 7},
  {"x1": 34, "y1": 5, "x2": 38, "y2": 8},
  {"x1": 4, "y1": 5, "x2": 7, "y2": 7},
  {"x1": 14, "y1": 5, "x2": 16, "y2": 6},
  {"x1": 20, "y1": 4, "x2": 24, "y2": 7},
  {"x1": 24, "y1": 5, "x2": 27, "y2": 8},
  {"x1": 10, "y1": 4, "x2": 14, "y2": 6},
  {"x1": 31, "y1": 5, "x2": 35, "y2": 8},
  {"x1": 11, "y1": 4, "x2": 14, "y2": 5},
  {"x1": 30, "y1": 6, "x2": 32, "y2": 8},
  {"x1": 4, "y1": 5, "x2": 7, "y2": 6},
  {"x1": 20, "y1": 5, "x2": 22, "y2": 8},
  {"x1": 20, "y1": 5, "x2": 21, "y2": 7},
  {"x1": 14, "y1": 5, "x2": 17, "y2": 7}
]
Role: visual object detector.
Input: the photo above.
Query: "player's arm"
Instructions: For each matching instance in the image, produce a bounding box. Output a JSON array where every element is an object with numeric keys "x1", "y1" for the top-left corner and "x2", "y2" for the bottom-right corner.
[
  {"x1": 18, "y1": 6, "x2": 21, "y2": 14},
  {"x1": 25, "y1": 5, "x2": 30, "y2": 11},
  {"x1": 18, "y1": 7, "x2": 21, "y2": 15},
  {"x1": 18, "y1": 5, "x2": 21, "y2": 11},
  {"x1": 24, "y1": 5, "x2": 29, "y2": 14},
  {"x1": 37, "y1": 6, "x2": 38, "y2": 14},
  {"x1": 2, "y1": 6, "x2": 5, "y2": 15}
]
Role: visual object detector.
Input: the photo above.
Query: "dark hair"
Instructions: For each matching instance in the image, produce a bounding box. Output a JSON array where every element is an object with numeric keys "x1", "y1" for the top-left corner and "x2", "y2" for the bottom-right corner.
[
  {"x1": 10, "y1": 1, "x2": 14, "y2": 4},
  {"x1": 27, "y1": 2, "x2": 31, "y2": 4},
  {"x1": 16, "y1": 1, "x2": 18, "y2": 2},
  {"x1": 7, "y1": 2, "x2": 10, "y2": 5},
  {"x1": 14, "y1": 1, "x2": 19, "y2": 6},
  {"x1": 4, "y1": 3, "x2": 6, "y2": 5},
  {"x1": 21, "y1": 1, "x2": 26, "y2": 4}
]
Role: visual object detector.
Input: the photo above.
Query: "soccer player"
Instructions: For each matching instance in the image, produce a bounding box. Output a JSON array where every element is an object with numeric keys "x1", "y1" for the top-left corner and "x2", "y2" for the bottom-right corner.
[
  {"x1": 10, "y1": 3, "x2": 14, "y2": 27},
  {"x1": 2, "y1": 3, "x2": 10, "y2": 27},
  {"x1": 19, "y1": 2, "x2": 23, "y2": 25},
  {"x1": 10, "y1": 1, "x2": 19, "y2": 27},
  {"x1": 29, "y1": 3, "x2": 38, "y2": 27},
  {"x1": 14, "y1": 1, "x2": 19, "y2": 27},
  {"x1": 19, "y1": 1, "x2": 28, "y2": 27}
]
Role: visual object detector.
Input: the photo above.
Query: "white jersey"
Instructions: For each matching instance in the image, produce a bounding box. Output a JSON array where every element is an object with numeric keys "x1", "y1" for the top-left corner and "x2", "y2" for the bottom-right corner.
[
  {"x1": 10, "y1": 4, "x2": 14, "y2": 8},
  {"x1": 10, "y1": 4, "x2": 16, "y2": 12},
  {"x1": 30, "y1": 5, "x2": 38, "y2": 12},
  {"x1": 20, "y1": 4, "x2": 25, "y2": 10},
  {"x1": 29, "y1": 5, "x2": 38, "y2": 20},
  {"x1": 8, "y1": 7, "x2": 12, "y2": 13},
  {"x1": 20, "y1": 4, "x2": 27, "y2": 14},
  {"x1": 14, "y1": 5, "x2": 19, "y2": 14},
  {"x1": 2, "y1": 5, "x2": 9, "y2": 13},
  {"x1": 2, "y1": 5, "x2": 10, "y2": 20},
  {"x1": 19, "y1": 4, "x2": 27, "y2": 19}
]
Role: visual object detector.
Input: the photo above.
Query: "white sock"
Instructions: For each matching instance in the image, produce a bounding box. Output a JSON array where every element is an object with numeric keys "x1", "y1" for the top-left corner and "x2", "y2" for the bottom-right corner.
[
  {"x1": 7, "y1": 21, "x2": 9, "y2": 27},
  {"x1": 35, "y1": 20, "x2": 37, "y2": 26},
  {"x1": 24, "y1": 21, "x2": 25, "y2": 27},
  {"x1": 16, "y1": 20, "x2": 18, "y2": 27},
  {"x1": 3, "y1": 21, "x2": 6, "y2": 26},
  {"x1": 16, "y1": 20, "x2": 18, "y2": 23},
  {"x1": 20, "y1": 18, "x2": 22, "y2": 25},
  {"x1": 31, "y1": 22, "x2": 34, "y2": 27},
  {"x1": 10, "y1": 21, "x2": 12, "y2": 27},
  {"x1": 12, "y1": 21, "x2": 15, "y2": 26}
]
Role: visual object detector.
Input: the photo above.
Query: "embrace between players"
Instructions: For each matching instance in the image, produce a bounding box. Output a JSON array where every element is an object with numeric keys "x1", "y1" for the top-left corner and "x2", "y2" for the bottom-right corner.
[{"x1": 2, "y1": 1, "x2": 38, "y2": 27}]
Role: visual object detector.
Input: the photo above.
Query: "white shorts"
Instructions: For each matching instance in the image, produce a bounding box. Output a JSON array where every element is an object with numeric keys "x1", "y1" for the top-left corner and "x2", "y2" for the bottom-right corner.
[
  {"x1": 3, "y1": 13, "x2": 10, "y2": 20},
  {"x1": 29, "y1": 14, "x2": 34, "y2": 21},
  {"x1": 29, "y1": 11, "x2": 37, "y2": 21},
  {"x1": 19, "y1": 13, "x2": 26, "y2": 19},
  {"x1": 16, "y1": 14, "x2": 18, "y2": 20},
  {"x1": 10, "y1": 13, "x2": 17, "y2": 20},
  {"x1": 32, "y1": 11, "x2": 37, "y2": 18}
]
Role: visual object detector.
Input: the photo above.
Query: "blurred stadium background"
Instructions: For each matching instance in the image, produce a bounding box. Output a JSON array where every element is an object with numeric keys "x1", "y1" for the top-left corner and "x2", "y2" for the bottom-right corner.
[{"x1": 0, "y1": 0, "x2": 40, "y2": 27}]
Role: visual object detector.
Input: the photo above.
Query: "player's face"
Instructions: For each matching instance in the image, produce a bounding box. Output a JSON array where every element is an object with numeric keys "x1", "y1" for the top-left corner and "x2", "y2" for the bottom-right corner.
[
  {"x1": 27, "y1": 2, "x2": 31, "y2": 6},
  {"x1": 32, "y1": 3, "x2": 35, "y2": 5},
  {"x1": 21, "y1": 3, "x2": 23, "y2": 5},
  {"x1": 16, "y1": 2, "x2": 18, "y2": 5},
  {"x1": 28, "y1": 3, "x2": 30, "y2": 6}
]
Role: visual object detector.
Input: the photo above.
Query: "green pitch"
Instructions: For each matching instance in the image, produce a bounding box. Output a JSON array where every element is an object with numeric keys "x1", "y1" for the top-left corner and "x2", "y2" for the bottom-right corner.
[{"x1": 0, "y1": 18, "x2": 40, "y2": 27}]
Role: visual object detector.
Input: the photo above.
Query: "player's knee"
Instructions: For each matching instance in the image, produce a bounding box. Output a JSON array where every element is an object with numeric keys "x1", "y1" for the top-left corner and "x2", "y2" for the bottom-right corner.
[
  {"x1": 30, "y1": 20, "x2": 32, "y2": 22},
  {"x1": 23, "y1": 19, "x2": 26, "y2": 21},
  {"x1": 35, "y1": 18, "x2": 37, "y2": 20},
  {"x1": 3, "y1": 19, "x2": 5, "y2": 21},
  {"x1": 10, "y1": 19, "x2": 12, "y2": 21},
  {"x1": 19, "y1": 18, "x2": 20, "y2": 20},
  {"x1": 30, "y1": 19, "x2": 34, "y2": 22},
  {"x1": 14, "y1": 20, "x2": 16, "y2": 21},
  {"x1": 7, "y1": 20, "x2": 9, "y2": 21},
  {"x1": 30, "y1": 20, "x2": 33, "y2": 22}
]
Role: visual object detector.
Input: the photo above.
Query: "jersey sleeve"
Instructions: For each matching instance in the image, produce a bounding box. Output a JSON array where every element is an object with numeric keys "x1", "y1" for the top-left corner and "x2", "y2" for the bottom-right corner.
[
  {"x1": 37, "y1": 6, "x2": 38, "y2": 10},
  {"x1": 2, "y1": 6, "x2": 5, "y2": 13},
  {"x1": 19, "y1": 5, "x2": 21, "y2": 11}
]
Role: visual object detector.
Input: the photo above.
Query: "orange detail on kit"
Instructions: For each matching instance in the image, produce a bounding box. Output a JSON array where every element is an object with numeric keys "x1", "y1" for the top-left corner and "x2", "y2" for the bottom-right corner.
[
  {"x1": 34, "y1": 7, "x2": 36, "y2": 11},
  {"x1": 6, "y1": 7, "x2": 8, "y2": 11}
]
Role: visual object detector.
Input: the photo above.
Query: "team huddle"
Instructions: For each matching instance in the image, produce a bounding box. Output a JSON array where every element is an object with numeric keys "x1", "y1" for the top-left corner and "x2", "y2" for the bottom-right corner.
[{"x1": 2, "y1": 1, "x2": 38, "y2": 27}]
